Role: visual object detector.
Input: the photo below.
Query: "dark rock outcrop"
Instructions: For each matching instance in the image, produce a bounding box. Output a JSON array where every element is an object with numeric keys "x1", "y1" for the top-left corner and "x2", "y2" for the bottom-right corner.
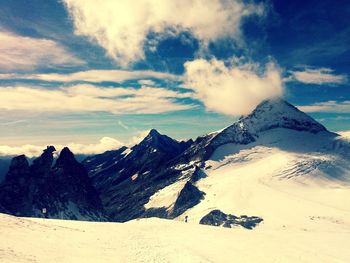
[
  {"x1": 0, "y1": 155, "x2": 31, "y2": 215},
  {"x1": 0, "y1": 146, "x2": 106, "y2": 221},
  {"x1": 190, "y1": 166, "x2": 207, "y2": 183},
  {"x1": 170, "y1": 181, "x2": 205, "y2": 218},
  {"x1": 0, "y1": 158, "x2": 11, "y2": 183},
  {"x1": 199, "y1": 210, "x2": 263, "y2": 229}
]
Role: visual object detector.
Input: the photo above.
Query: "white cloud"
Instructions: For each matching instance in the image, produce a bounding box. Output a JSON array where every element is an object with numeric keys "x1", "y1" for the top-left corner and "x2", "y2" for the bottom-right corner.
[
  {"x1": 338, "y1": 131, "x2": 350, "y2": 139},
  {"x1": 0, "y1": 137, "x2": 124, "y2": 158},
  {"x1": 0, "y1": 84, "x2": 194, "y2": 114},
  {"x1": 184, "y1": 58, "x2": 283, "y2": 116},
  {"x1": 67, "y1": 137, "x2": 124, "y2": 155},
  {"x1": 334, "y1": 116, "x2": 350, "y2": 121},
  {"x1": 138, "y1": 79, "x2": 156, "y2": 86},
  {"x1": 0, "y1": 69, "x2": 179, "y2": 83},
  {"x1": 129, "y1": 130, "x2": 152, "y2": 146},
  {"x1": 63, "y1": 0, "x2": 263, "y2": 66},
  {"x1": 288, "y1": 68, "x2": 347, "y2": 85},
  {"x1": 0, "y1": 145, "x2": 43, "y2": 158},
  {"x1": 298, "y1": 101, "x2": 350, "y2": 113},
  {"x1": 0, "y1": 31, "x2": 84, "y2": 71}
]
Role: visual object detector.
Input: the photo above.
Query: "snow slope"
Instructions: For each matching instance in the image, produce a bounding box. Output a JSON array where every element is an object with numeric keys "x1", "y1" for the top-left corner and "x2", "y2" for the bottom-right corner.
[
  {"x1": 177, "y1": 129, "x2": 350, "y2": 224},
  {"x1": 1, "y1": 212, "x2": 350, "y2": 263},
  {"x1": 140, "y1": 128, "x2": 350, "y2": 261}
]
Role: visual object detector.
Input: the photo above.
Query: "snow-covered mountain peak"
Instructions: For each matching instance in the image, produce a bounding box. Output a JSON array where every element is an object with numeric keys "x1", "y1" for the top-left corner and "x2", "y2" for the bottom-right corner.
[
  {"x1": 184, "y1": 98, "x2": 332, "y2": 162},
  {"x1": 239, "y1": 98, "x2": 327, "y2": 135}
]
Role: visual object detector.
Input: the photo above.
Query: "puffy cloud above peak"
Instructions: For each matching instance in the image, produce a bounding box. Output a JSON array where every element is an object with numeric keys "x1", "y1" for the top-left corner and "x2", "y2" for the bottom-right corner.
[
  {"x1": 63, "y1": 0, "x2": 264, "y2": 66},
  {"x1": 184, "y1": 58, "x2": 283, "y2": 116}
]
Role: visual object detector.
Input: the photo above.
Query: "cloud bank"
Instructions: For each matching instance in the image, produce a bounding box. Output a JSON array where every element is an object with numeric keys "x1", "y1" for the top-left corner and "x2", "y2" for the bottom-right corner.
[
  {"x1": 0, "y1": 31, "x2": 84, "y2": 71},
  {"x1": 289, "y1": 68, "x2": 347, "y2": 85},
  {"x1": 339, "y1": 131, "x2": 350, "y2": 139},
  {"x1": 0, "y1": 85, "x2": 194, "y2": 114},
  {"x1": 63, "y1": 0, "x2": 263, "y2": 66},
  {"x1": 298, "y1": 100, "x2": 350, "y2": 113},
  {"x1": 0, "y1": 137, "x2": 124, "y2": 158},
  {"x1": 0, "y1": 130, "x2": 168, "y2": 157},
  {"x1": 184, "y1": 58, "x2": 283, "y2": 116},
  {"x1": 0, "y1": 69, "x2": 179, "y2": 83}
]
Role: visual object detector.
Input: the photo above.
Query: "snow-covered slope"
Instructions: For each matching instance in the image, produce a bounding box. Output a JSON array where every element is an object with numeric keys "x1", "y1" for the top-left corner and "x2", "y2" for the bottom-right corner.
[
  {"x1": 177, "y1": 98, "x2": 330, "y2": 163},
  {"x1": 180, "y1": 129, "x2": 350, "y2": 226},
  {"x1": 144, "y1": 120, "x2": 350, "y2": 235},
  {"x1": 237, "y1": 98, "x2": 327, "y2": 134},
  {"x1": 1, "y1": 212, "x2": 349, "y2": 263}
]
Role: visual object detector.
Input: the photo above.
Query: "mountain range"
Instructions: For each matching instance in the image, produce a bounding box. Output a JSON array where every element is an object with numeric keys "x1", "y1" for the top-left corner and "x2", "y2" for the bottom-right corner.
[{"x1": 0, "y1": 98, "x2": 349, "y2": 227}]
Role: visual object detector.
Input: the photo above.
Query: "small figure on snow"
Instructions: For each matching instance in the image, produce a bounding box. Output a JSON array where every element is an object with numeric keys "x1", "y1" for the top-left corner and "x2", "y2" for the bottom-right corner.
[
  {"x1": 185, "y1": 215, "x2": 188, "y2": 223},
  {"x1": 42, "y1": 207, "x2": 48, "y2": 219}
]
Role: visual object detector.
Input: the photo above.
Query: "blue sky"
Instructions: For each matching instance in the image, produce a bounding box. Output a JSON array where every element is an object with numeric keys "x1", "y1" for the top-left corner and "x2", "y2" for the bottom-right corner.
[{"x1": 0, "y1": 0, "x2": 349, "y2": 156}]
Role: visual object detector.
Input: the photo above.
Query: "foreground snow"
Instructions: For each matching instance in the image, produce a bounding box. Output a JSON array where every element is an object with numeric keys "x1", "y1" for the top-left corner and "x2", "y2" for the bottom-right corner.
[{"x1": 1, "y1": 212, "x2": 349, "y2": 263}]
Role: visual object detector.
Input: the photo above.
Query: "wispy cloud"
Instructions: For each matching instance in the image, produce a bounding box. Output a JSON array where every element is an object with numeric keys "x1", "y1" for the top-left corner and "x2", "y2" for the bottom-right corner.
[
  {"x1": 0, "y1": 69, "x2": 179, "y2": 83},
  {"x1": 287, "y1": 67, "x2": 347, "y2": 85},
  {"x1": 298, "y1": 100, "x2": 350, "y2": 113},
  {"x1": 63, "y1": 0, "x2": 264, "y2": 66},
  {"x1": 0, "y1": 120, "x2": 29, "y2": 126},
  {"x1": 0, "y1": 31, "x2": 84, "y2": 72},
  {"x1": 138, "y1": 79, "x2": 156, "y2": 86},
  {"x1": 184, "y1": 58, "x2": 283, "y2": 115},
  {"x1": 117, "y1": 120, "x2": 129, "y2": 130},
  {"x1": 0, "y1": 84, "x2": 194, "y2": 114}
]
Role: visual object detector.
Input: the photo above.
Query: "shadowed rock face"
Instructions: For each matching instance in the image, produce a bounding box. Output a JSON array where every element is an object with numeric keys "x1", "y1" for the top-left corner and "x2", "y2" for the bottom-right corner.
[
  {"x1": 199, "y1": 210, "x2": 263, "y2": 230},
  {"x1": 30, "y1": 146, "x2": 56, "y2": 178},
  {"x1": 170, "y1": 181, "x2": 205, "y2": 218},
  {"x1": 0, "y1": 155, "x2": 30, "y2": 214},
  {"x1": 6, "y1": 155, "x2": 30, "y2": 182},
  {"x1": 0, "y1": 158, "x2": 11, "y2": 183},
  {"x1": 190, "y1": 166, "x2": 207, "y2": 183},
  {"x1": 0, "y1": 146, "x2": 106, "y2": 221},
  {"x1": 82, "y1": 129, "x2": 193, "y2": 221}
]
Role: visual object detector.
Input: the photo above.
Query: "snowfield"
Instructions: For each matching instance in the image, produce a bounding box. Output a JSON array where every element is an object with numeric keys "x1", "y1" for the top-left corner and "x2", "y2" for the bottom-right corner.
[
  {"x1": 2, "y1": 128, "x2": 350, "y2": 262},
  {"x1": 1, "y1": 212, "x2": 350, "y2": 263}
]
